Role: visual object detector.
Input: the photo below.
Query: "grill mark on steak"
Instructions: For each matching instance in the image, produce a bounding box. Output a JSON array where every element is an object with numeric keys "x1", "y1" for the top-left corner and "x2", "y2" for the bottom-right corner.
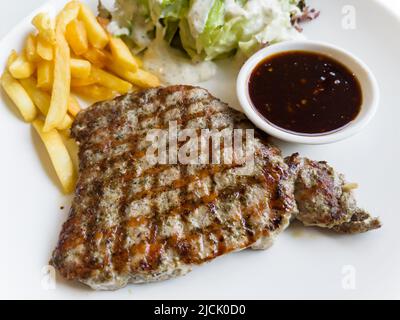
[
  {"x1": 51, "y1": 86, "x2": 380, "y2": 290},
  {"x1": 126, "y1": 172, "x2": 265, "y2": 268},
  {"x1": 67, "y1": 87, "x2": 290, "y2": 288},
  {"x1": 111, "y1": 170, "x2": 132, "y2": 274},
  {"x1": 80, "y1": 179, "x2": 103, "y2": 269},
  {"x1": 78, "y1": 120, "x2": 237, "y2": 190},
  {"x1": 126, "y1": 164, "x2": 239, "y2": 202},
  {"x1": 74, "y1": 93, "x2": 227, "y2": 145},
  {"x1": 114, "y1": 87, "x2": 222, "y2": 273}
]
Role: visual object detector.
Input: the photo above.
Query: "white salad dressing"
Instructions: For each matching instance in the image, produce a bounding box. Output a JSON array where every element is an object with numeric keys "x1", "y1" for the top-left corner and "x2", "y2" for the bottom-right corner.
[
  {"x1": 224, "y1": 0, "x2": 247, "y2": 17},
  {"x1": 107, "y1": 21, "x2": 129, "y2": 37},
  {"x1": 143, "y1": 30, "x2": 217, "y2": 85},
  {"x1": 229, "y1": 0, "x2": 304, "y2": 44}
]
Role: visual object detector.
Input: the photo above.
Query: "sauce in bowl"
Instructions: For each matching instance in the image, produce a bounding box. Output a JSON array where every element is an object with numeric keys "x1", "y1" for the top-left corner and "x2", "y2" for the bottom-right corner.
[{"x1": 248, "y1": 51, "x2": 362, "y2": 135}]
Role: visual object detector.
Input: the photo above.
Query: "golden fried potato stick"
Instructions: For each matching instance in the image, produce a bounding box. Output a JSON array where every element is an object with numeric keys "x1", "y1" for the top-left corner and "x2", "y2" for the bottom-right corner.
[
  {"x1": 32, "y1": 12, "x2": 56, "y2": 44},
  {"x1": 65, "y1": 19, "x2": 89, "y2": 55},
  {"x1": 82, "y1": 47, "x2": 109, "y2": 68},
  {"x1": 25, "y1": 34, "x2": 40, "y2": 62},
  {"x1": 63, "y1": 137, "x2": 79, "y2": 173},
  {"x1": 20, "y1": 77, "x2": 73, "y2": 130},
  {"x1": 108, "y1": 63, "x2": 160, "y2": 88},
  {"x1": 90, "y1": 66, "x2": 132, "y2": 94},
  {"x1": 68, "y1": 95, "x2": 81, "y2": 117},
  {"x1": 109, "y1": 37, "x2": 138, "y2": 72},
  {"x1": 79, "y1": 2, "x2": 109, "y2": 49},
  {"x1": 36, "y1": 36, "x2": 54, "y2": 61},
  {"x1": 6, "y1": 50, "x2": 18, "y2": 67},
  {"x1": 70, "y1": 58, "x2": 91, "y2": 79},
  {"x1": 73, "y1": 84, "x2": 115, "y2": 102},
  {"x1": 8, "y1": 53, "x2": 36, "y2": 79},
  {"x1": 71, "y1": 76, "x2": 97, "y2": 87},
  {"x1": 32, "y1": 119, "x2": 77, "y2": 194},
  {"x1": 37, "y1": 60, "x2": 54, "y2": 91},
  {"x1": 44, "y1": 1, "x2": 80, "y2": 132},
  {"x1": 1, "y1": 70, "x2": 37, "y2": 122}
]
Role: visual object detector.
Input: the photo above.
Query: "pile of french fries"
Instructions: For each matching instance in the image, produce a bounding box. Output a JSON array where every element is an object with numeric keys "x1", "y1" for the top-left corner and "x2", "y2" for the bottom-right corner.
[{"x1": 1, "y1": 1, "x2": 160, "y2": 194}]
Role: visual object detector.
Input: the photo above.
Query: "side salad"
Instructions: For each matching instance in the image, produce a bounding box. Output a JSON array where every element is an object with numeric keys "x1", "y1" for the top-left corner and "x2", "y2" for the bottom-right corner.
[{"x1": 101, "y1": 0, "x2": 317, "y2": 61}]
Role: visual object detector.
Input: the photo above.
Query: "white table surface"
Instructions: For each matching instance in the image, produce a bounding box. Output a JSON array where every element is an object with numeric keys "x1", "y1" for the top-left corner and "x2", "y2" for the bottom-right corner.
[{"x1": 0, "y1": 0, "x2": 399, "y2": 39}]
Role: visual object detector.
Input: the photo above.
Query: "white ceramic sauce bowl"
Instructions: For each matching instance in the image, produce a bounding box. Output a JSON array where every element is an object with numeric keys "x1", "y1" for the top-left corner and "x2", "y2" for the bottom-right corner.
[{"x1": 236, "y1": 40, "x2": 380, "y2": 144}]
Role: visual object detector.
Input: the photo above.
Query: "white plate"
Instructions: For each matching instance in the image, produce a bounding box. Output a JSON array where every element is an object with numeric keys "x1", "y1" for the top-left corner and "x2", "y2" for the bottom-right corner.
[{"x1": 1, "y1": 0, "x2": 399, "y2": 300}]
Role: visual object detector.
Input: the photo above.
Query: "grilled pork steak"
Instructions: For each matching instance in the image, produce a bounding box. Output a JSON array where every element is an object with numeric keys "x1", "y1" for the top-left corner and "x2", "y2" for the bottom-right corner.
[{"x1": 51, "y1": 86, "x2": 380, "y2": 290}]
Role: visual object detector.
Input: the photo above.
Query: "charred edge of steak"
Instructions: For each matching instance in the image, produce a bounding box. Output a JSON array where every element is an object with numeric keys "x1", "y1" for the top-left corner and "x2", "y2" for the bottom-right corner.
[{"x1": 332, "y1": 209, "x2": 381, "y2": 234}]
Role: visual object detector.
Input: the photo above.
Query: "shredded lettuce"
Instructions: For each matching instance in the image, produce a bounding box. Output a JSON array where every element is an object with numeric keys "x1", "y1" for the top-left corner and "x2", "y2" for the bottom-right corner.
[{"x1": 110, "y1": 0, "x2": 307, "y2": 60}]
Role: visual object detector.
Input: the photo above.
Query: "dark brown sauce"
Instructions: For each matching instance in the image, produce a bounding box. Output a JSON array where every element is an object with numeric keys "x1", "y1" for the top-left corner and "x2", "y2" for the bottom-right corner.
[{"x1": 248, "y1": 51, "x2": 362, "y2": 134}]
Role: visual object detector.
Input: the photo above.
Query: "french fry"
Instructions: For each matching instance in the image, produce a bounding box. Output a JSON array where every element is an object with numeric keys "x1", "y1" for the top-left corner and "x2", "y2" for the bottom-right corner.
[
  {"x1": 79, "y1": 2, "x2": 109, "y2": 49},
  {"x1": 19, "y1": 77, "x2": 51, "y2": 114},
  {"x1": 82, "y1": 47, "x2": 109, "y2": 68},
  {"x1": 73, "y1": 84, "x2": 115, "y2": 102},
  {"x1": 108, "y1": 63, "x2": 160, "y2": 88},
  {"x1": 1, "y1": 70, "x2": 37, "y2": 122},
  {"x1": 36, "y1": 36, "x2": 54, "y2": 61},
  {"x1": 68, "y1": 95, "x2": 81, "y2": 117},
  {"x1": 19, "y1": 77, "x2": 73, "y2": 130},
  {"x1": 70, "y1": 58, "x2": 91, "y2": 79},
  {"x1": 109, "y1": 37, "x2": 138, "y2": 72},
  {"x1": 57, "y1": 113, "x2": 74, "y2": 131},
  {"x1": 44, "y1": 1, "x2": 80, "y2": 132},
  {"x1": 125, "y1": 69, "x2": 160, "y2": 88},
  {"x1": 32, "y1": 119, "x2": 77, "y2": 194},
  {"x1": 71, "y1": 76, "x2": 97, "y2": 87},
  {"x1": 6, "y1": 50, "x2": 18, "y2": 67},
  {"x1": 8, "y1": 53, "x2": 35, "y2": 79},
  {"x1": 63, "y1": 137, "x2": 79, "y2": 172},
  {"x1": 25, "y1": 34, "x2": 40, "y2": 62},
  {"x1": 65, "y1": 19, "x2": 89, "y2": 55},
  {"x1": 91, "y1": 66, "x2": 132, "y2": 94},
  {"x1": 32, "y1": 12, "x2": 56, "y2": 44},
  {"x1": 55, "y1": 1, "x2": 81, "y2": 35},
  {"x1": 37, "y1": 60, "x2": 54, "y2": 91}
]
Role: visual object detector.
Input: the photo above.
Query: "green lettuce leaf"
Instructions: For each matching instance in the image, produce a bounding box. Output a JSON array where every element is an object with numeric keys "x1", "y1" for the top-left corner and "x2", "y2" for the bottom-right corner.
[{"x1": 111, "y1": 0, "x2": 305, "y2": 60}]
